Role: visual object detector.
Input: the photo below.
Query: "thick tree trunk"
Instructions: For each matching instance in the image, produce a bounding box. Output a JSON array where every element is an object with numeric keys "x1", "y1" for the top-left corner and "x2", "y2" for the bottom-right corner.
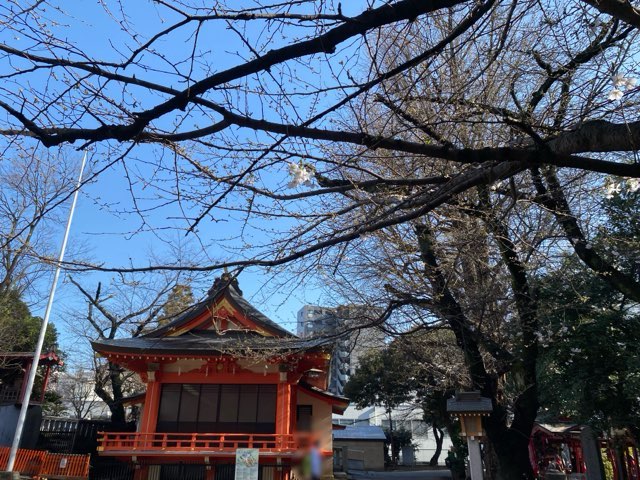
[
  {"x1": 491, "y1": 435, "x2": 535, "y2": 480},
  {"x1": 93, "y1": 361, "x2": 126, "y2": 424},
  {"x1": 415, "y1": 220, "x2": 539, "y2": 479},
  {"x1": 484, "y1": 387, "x2": 538, "y2": 480},
  {"x1": 429, "y1": 425, "x2": 444, "y2": 466}
]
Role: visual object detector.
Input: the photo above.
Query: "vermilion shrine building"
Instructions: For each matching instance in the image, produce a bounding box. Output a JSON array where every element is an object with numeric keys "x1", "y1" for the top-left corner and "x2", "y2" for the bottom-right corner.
[{"x1": 92, "y1": 275, "x2": 348, "y2": 479}]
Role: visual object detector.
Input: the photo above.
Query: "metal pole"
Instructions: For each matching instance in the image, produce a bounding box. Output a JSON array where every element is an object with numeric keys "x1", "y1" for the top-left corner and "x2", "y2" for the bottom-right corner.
[{"x1": 5, "y1": 151, "x2": 87, "y2": 472}]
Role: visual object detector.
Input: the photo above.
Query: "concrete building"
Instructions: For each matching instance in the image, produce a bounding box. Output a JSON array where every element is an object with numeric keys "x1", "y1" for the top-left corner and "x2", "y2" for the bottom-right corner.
[
  {"x1": 298, "y1": 305, "x2": 453, "y2": 466},
  {"x1": 296, "y1": 304, "x2": 384, "y2": 396}
]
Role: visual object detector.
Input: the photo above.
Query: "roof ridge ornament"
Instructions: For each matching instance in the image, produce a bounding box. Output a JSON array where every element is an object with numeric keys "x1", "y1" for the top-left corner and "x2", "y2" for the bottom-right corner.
[{"x1": 208, "y1": 270, "x2": 243, "y2": 296}]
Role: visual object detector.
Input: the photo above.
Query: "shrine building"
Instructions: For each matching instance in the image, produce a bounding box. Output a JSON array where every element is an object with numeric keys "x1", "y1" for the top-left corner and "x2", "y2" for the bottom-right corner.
[{"x1": 91, "y1": 274, "x2": 349, "y2": 480}]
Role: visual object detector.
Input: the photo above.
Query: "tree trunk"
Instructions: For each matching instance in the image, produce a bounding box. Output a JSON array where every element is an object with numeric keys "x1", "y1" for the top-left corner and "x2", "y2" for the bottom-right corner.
[
  {"x1": 387, "y1": 408, "x2": 399, "y2": 466},
  {"x1": 429, "y1": 425, "x2": 444, "y2": 466},
  {"x1": 93, "y1": 361, "x2": 126, "y2": 424},
  {"x1": 490, "y1": 434, "x2": 535, "y2": 480},
  {"x1": 108, "y1": 362, "x2": 127, "y2": 423},
  {"x1": 484, "y1": 399, "x2": 537, "y2": 480},
  {"x1": 415, "y1": 220, "x2": 539, "y2": 479}
]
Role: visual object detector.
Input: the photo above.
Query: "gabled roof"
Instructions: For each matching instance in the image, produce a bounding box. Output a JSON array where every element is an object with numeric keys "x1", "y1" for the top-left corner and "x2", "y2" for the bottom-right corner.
[
  {"x1": 533, "y1": 423, "x2": 582, "y2": 435},
  {"x1": 144, "y1": 274, "x2": 293, "y2": 339},
  {"x1": 446, "y1": 391, "x2": 493, "y2": 414},
  {"x1": 92, "y1": 275, "x2": 303, "y2": 357},
  {"x1": 0, "y1": 351, "x2": 63, "y2": 367}
]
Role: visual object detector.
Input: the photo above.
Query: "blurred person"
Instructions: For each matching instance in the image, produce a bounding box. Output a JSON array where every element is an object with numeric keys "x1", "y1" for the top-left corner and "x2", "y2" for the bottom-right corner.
[{"x1": 309, "y1": 439, "x2": 322, "y2": 480}]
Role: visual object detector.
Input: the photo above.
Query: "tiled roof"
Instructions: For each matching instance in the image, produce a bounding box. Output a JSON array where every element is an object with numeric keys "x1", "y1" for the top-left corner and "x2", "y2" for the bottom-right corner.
[
  {"x1": 298, "y1": 381, "x2": 350, "y2": 414},
  {"x1": 446, "y1": 391, "x2": 493, "y2": 413},
  {"x1": 144, "y1": 277, "x2": 293, "y2": 339}
]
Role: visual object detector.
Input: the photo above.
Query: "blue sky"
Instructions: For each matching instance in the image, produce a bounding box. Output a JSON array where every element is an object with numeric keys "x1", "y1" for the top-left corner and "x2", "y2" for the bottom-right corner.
[{"x1": 14, "y1": 1, "x2": 374, "y2": 356}]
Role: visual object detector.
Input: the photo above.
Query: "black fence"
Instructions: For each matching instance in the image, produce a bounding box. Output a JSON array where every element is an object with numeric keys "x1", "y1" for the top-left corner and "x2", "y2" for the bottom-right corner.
[
  {"x1": 88, "y1": 462, "x2": 290, "y2": 480},
  {"x1": 89, "y1": 459, "x2": 136, "y2": 480},
  {"x1": 37, "y1": 418, "x2": 136, "y2": 454},
  {"x1": 37, "y1": 418, "x2": 293, "y2": 480}
]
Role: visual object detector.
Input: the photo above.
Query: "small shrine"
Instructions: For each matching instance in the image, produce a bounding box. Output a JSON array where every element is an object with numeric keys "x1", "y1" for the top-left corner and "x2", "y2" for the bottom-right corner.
[
  {"x1": 92, "y1": 274, "x2": 348, "y2": 480},
  {"x1": 447, "y1": 390, "x2": 492, "y2": 480}
]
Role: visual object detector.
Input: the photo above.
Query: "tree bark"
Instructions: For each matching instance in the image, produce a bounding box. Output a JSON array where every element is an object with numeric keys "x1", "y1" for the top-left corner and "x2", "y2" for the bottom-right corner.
[
  {"x1": 416, "y1": 221, "x2": 538, "y2": 479},
  {"x1": 430, "y1": 425, "x2": 444, "y2": 466},
  {"x1": 387, "y1": 407, "x2": 399, "y2": 466},
  {"x1": 578, "y1": 0, "x2": 640, "y2": 30},
  {"x1": 93, "y1": 361, "x2": 126, "y2": 424}
]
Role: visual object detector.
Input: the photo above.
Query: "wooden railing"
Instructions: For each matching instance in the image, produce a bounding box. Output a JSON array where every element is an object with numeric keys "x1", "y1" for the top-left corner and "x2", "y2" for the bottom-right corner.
[{"x1": 97, "y1": 432, "x2": 311, "y2": 455}]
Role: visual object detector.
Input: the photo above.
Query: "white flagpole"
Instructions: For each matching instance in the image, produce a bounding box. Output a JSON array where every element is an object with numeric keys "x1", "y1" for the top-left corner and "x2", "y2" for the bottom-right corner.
[{"x1": 5, "y1": 151, "x2": 87, "y2": 472}]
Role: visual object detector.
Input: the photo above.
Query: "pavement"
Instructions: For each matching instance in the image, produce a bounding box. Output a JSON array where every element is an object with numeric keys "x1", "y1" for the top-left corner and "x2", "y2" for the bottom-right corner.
[{"x1": 348, "y1": 469, "x2": 452, "y2": 480}]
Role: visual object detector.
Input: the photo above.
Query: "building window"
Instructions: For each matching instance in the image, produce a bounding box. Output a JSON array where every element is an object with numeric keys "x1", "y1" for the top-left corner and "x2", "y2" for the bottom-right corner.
[
  {"x1": 296, "y1": 405, "x2": 312, "y2": 432},
  {"x1": 157, "y1": 384, "x2": 276, "y2": 433},
  {"x1": 336, "y1": 418, "x2": 370, "y2": 426}
]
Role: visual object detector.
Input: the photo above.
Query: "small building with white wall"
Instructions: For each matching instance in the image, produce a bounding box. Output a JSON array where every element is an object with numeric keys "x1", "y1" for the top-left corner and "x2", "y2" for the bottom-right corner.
[
  {"x1": 333, "y1": 425, "x2": 387, "y2": 471},
  {"x1": 334, "y1": 403, "x2": 453, "y2": 465}
]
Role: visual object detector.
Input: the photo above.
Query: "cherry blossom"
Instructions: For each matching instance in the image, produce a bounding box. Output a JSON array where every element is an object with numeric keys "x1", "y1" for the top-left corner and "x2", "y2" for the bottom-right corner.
[
  {"x1": 604, "y1": 180, "x2": 622, "y2": 198},
  {"x1": 287, "y1": 162, "x2": 313, "y2": 188},
  {"x1": 608, "y1": 74, "x2": 637, "y2": 101},
  {"x1": 627, "y1": 178, "x2": 640, "y2": 192},
  {"x1": 608, "y1": 88, "x2": 624, "y2": 101}
]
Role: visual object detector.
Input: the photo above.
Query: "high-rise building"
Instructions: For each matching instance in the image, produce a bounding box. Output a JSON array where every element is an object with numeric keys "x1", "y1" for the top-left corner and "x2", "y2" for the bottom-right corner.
[
  {"x1": 296, "y1": 305, "x2": 335, "y2": 338},
  {"x1": 296, "y1": 304, "x2": 384, "y2": 395}
]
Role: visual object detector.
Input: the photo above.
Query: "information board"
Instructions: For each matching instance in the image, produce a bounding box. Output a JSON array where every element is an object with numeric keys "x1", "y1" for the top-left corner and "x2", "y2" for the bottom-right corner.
[{"x1": 235, "y1": 448, "x2": 259, "y2": 480}]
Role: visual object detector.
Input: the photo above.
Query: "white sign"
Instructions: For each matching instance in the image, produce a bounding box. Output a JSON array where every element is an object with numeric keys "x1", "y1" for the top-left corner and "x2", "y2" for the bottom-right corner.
[{"x1": 235, "y1": 448, "x2": 259, "y2": 480}]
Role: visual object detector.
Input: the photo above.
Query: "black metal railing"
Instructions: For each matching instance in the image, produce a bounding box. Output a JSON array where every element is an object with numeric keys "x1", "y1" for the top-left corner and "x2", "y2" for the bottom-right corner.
[{"x1": 87, "y1": 461, "x2": 291, "y2": 480}]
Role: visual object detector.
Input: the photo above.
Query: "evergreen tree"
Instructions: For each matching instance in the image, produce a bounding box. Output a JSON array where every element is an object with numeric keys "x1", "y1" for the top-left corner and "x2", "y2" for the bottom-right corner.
[
  {"x1": 158, "y1": 284, "x2": 194, "y2": 325},
  {"x1": 538, "y1": 184, "x2": 640, "y2": 438},
  {"x1": 0, "y1": 289, "x2": 62, "y2": 409}
]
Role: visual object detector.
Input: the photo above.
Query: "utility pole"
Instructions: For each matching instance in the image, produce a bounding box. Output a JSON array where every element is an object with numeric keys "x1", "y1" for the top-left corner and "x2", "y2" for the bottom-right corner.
[{"x1": 4, "y1": 151, "x2": 87, "y2": 474}]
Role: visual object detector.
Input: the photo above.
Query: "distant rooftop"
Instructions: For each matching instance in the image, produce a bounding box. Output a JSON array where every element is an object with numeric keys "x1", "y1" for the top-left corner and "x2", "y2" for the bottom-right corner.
[{"x1": 333, "y1": 425, "x2": 386, "y2": 441}]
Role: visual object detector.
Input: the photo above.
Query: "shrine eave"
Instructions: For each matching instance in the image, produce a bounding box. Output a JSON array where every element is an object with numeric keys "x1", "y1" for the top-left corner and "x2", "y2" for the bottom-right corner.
[
  {"x1": 298, "y1": 381, "x2": 350, "y2": 414},
  {"x1": 91, "y1": 332, "x2": 330, "y2": 357}
]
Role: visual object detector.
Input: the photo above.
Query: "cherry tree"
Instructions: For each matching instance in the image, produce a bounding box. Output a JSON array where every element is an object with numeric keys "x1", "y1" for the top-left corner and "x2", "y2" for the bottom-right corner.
[{"x1": 1, "y1": 1, "x2": 640, "y2": 477}]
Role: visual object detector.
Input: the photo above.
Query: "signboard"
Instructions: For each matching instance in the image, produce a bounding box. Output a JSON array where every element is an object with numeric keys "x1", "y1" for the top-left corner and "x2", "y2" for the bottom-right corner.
[{"x1": 235, "y1": 448, "x2": 259, "y2": 480}]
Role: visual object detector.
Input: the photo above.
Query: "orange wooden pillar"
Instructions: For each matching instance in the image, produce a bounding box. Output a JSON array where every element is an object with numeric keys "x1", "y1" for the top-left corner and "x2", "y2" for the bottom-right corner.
[
  {"x1": 276, "y1": 382, "x2": 292, "y2": 437},
  {"x1": 205, "y1": 465, "x2": 215, "y2": 480},
  {"x1": 276, "y1": 381, "x2": 293, "y2": 480},
  {"x1": 289, "y1": 385, "x2": 297, "y2": 432},
  {"x1": 18, "y1": 361, "x2": 32, "y2": 403},
  {"x1": 133, "y1": 464, "x2": 148, "y2": 480},
  {"x1": 139, "y1": 380, "x2": 161, "y2": 437}
]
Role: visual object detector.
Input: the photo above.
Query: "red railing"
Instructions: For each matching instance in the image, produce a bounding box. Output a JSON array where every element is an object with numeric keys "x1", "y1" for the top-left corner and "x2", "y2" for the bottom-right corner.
[
  {"x1": 98, "y1": 432, "x2": 310, "y2": 455},
  {"x1": 0, "y1": 447, "x2": 90, "y2": 479}
]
